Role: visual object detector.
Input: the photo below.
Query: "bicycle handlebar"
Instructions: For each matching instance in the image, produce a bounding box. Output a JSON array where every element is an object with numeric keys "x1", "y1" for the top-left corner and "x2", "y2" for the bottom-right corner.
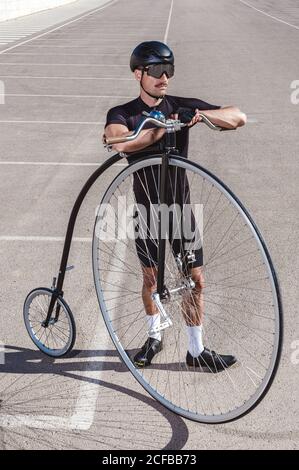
[
  {"x1": 103, "y1": 110, "x2": 232, "y2": 147},
  {"x1": 104, "y1": 115, "x2": 178, "y2": 145}
]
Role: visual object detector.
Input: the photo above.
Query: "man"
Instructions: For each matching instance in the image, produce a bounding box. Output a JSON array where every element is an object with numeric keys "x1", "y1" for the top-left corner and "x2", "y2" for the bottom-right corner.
[{"x1": 104, "y1": 41, "x2": 247, "y2": 372}]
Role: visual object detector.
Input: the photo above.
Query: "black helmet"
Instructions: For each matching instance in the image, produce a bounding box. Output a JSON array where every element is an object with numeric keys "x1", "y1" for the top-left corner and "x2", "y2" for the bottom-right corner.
[{"x1": 130, "y1": 41, "x2": 174, "y2": 72}]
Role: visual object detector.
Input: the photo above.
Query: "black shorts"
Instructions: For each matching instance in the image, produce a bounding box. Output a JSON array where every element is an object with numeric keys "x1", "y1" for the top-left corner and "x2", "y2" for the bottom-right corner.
[
  {"x1": 132, "y1": 164, "x2": 203, "y2": 269},
  {"x1": 134, "y1": 234, "x2": 203, "y2": 269}
]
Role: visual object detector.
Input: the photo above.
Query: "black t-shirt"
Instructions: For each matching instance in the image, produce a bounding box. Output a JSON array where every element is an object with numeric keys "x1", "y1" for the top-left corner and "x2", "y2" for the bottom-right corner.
[{"x1": 105, "y1": 94, "x2": 220, "y2": 158}]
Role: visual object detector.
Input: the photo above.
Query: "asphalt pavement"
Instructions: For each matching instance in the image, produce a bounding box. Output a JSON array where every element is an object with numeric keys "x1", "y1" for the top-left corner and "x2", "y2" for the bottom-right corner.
[{"x1": 0, "y1": 0, "x2": 298, "y2": 450}]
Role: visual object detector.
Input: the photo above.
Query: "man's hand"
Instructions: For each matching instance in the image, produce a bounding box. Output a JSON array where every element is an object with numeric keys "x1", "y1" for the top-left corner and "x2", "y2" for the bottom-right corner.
[
  {"x1": 171, "y1": 109, "x2": 202, "y2": 127},
  {"x1": 104, "y1": 123, "x2": 166, "y2": 153},
  {"x1": 198, "y1": 106, "x2": 247, "y2": 129},
  {"x1": 186, "y1": 108, "x2": 202, "y2": 127},
  {"x1": 173, "y1": 106, "x2": 247, "y2": 129}
]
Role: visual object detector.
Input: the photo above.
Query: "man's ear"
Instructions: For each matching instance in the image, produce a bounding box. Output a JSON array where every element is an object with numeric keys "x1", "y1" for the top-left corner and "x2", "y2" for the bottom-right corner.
[{"x1": 134, "y1": 69, "x2": 142, "y2": 82}]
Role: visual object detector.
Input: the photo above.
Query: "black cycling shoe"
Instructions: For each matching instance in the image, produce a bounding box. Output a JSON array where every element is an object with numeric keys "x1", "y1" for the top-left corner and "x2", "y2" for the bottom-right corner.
[
  {"x1": 186, "y1": 348, "x2": 237, "y2": 373},
  {"x1": 134, "y1": 337, "x2": 163, "y2": 367}
]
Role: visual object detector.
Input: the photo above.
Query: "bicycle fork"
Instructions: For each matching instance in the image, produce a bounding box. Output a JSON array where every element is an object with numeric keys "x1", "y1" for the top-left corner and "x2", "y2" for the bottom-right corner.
[
  {"x1": 150, "y1": 127, "x2": 177, "y2": 335},
  {"x1": 42, "y1": 267, "x2": 74, "y2": 327}
]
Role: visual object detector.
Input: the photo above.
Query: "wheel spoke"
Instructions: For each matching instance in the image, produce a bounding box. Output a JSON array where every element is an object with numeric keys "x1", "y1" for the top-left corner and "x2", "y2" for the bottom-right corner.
[{"x1": 24, "y1": 289, "x2": 75, "y2": 356}]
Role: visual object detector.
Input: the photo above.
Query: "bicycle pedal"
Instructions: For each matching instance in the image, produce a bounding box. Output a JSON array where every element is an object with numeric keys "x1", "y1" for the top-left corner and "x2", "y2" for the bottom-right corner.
[
  {"x1": 186, "y1": 251, "x2": 196, "y2": 264},
  {"x1": 148, "y1": 319, "x2": 173, "y2": 336}
]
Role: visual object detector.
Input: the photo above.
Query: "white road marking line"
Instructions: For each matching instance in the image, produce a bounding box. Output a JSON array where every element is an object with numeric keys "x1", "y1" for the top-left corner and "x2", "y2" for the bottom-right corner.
[
  {"x1": 3, "y1": 94, "x2": 133, "y2": 98},
  {"x1": 13, "y1": 44, "x2": 130, "y2": 48},
  {"x1": 238, "y1": 0, "x2": 299, "y2": 30},
  {"x1": 36, "y1": 37, "x2": 138, "y2": 41},
  {"x1": 0, "y1": 236, "x2": 92, "y2": 242},
  {"x1": 1, "y1": 52, "x2": 127, "y2": 56},
  {"x1": 0, "y1": 0, "x2": 119, "y2": 56},
  {"x1": 0, "y1": 161, "x2": 126, "y2": 166},
  {"x1": 0, "y1": 75, "x2": 133, "y2": 80},
  {"x1": 0, "y1": 120, "x2": 105, "y2": 124},
  {"x1": 164, "y1": 0, "x2": 174, "y2": 43},
  {"x1": 44, "y1": 34, "x2": 155, "y2": 38},
  {"x1": 0, "y1": 22, "x2": 141, "y2": 48},
  {"x1": 0, "y1": 33, "x2": 42, "y2": 35},
  {"x1": 0, "y1": 28, "x2": 43, "y2": 30},
  {"x1": 69, "y1": 239, "x2": 127, "y2": 430},
  {"x1": 17, "y1": 43, "x2": 127, "y2": 46},
  {"x1": 0, "y1": 31, "x2": 43, "y2": 34},
  {"x1": 0, "y1": 27, "x2": 45, "y2": 30},
  {"x1": 0, "y1": 29, "x2": 43, "y2": 31}
]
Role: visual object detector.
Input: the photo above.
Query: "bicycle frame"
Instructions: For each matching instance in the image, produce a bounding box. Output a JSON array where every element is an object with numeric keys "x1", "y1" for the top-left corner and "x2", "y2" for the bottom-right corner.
[
  {"x1": 156, "y1": 127, "x2": 176, "y2": 299},
  {"x1": 43, "y1": 152, "x2": 123, "y2": 326},
  {"x1": 43, "y1": 148, "x2": 177, "y2": 324}
]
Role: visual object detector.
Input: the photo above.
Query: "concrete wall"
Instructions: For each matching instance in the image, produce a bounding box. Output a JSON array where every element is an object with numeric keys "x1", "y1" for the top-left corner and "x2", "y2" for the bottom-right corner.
[{"x1": 0, "y1": 0, "x2": 77, "y2": 22}]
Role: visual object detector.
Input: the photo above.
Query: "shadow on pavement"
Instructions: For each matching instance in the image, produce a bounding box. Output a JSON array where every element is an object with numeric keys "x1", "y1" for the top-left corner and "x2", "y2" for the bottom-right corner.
[{"x1": 0, "y1": 344, "x2": 189, "y2": 450}]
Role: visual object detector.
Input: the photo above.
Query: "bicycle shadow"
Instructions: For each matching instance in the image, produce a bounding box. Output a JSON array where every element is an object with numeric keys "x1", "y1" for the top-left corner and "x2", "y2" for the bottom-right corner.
[
  {"x1": 0, "y1": 345, "x2": 224, "y2": 374},
  {"x1": 0, "y1": 344, "x2": 189, "y2": 450},
  {"x1": 0, "y1": 345, "x2": 127, "y2": 374}
]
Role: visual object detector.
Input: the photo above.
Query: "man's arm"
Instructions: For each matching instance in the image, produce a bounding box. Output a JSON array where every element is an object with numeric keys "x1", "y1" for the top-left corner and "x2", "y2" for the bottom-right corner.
[
  {"x1": 103, "y1": 123, "x2": 165, "y2": 153},
  {"x1": 189, "y1": 106, "x2": 247, "y2": 129}
]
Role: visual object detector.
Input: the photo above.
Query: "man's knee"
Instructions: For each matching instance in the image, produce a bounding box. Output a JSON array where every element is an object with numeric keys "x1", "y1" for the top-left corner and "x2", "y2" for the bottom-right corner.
[{"x1": 192, "y1": 268, "x2": 204, "y2": 292}]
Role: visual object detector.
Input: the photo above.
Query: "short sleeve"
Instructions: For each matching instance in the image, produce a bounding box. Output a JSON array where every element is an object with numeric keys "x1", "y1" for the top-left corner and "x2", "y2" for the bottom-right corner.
[
  {"x1": 105, "y1": 107, "x2": 128, "y2": 129},
  {"x1": 191, "y1": 98, "x2": 221, "y2": 110},
  {"x1": 175, "y1": 96, "x2": 221, "y2": 111}
]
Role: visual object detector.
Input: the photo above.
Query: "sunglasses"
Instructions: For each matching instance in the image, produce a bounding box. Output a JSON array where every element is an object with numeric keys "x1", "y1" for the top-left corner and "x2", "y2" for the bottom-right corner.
[{"x1": 144, "y1": 63, "x2": 175, "y2": 79}]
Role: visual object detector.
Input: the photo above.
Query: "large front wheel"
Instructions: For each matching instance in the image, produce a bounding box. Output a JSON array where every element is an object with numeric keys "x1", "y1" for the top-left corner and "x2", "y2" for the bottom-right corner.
[{"x1": 92, "y1": 154, "x2": 283, "y2": 424}]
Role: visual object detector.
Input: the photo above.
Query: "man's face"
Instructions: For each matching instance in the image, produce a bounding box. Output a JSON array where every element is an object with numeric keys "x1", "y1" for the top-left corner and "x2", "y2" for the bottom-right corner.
[{"x1": 134, "y1": 68, "x2": 170, "y2": 97}]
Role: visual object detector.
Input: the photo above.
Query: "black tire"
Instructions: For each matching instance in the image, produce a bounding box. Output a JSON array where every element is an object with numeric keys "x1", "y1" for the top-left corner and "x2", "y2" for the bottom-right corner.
[{"x1": 92, "y1": 153, "x2": 283, "y2": 423}]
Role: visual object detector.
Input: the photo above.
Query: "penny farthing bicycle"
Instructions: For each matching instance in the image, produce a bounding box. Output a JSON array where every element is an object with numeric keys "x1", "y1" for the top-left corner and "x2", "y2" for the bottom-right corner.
[{"x1": 23, "y1": 110, "x2": 283, "y2": 424}]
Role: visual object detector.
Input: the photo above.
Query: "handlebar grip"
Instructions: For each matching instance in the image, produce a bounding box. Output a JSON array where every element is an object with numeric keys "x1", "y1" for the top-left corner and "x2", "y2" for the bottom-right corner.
[{"x1": 104, "y1": 135, "x2": 125, "y2": 145}]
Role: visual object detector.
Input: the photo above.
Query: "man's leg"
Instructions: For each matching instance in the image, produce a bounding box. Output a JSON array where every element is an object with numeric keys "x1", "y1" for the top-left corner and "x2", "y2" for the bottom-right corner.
[
  {"x1": 141, "y1": 266, "x2": 162, "y2": 342},
  {"x1": 182, "y1": 266, "x2": 205, "y2": 357},
  {"x1": 133, "y1": 266, "x2": 163, "y2": 367},
  {"x1": 182, "y1": 266, "x2": 204, "y2": 326},
  {"x1": 141, "y1": 266, "x2": 158, "y2": 315},
  {"x1": 182, "y1": 266, "x2": 237, "y2": 371}
]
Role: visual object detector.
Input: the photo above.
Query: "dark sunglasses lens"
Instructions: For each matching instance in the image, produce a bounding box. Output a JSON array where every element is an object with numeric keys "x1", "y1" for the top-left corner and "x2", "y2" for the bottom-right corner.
[{"x1": 147, "y1": 64, "x2": 174, "y2": 78}]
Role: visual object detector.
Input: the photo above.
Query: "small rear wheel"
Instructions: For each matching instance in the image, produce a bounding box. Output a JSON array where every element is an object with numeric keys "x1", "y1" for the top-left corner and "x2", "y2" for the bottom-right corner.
[{"x1": 23, "y1": 287, "x2": 76, "y2": 357}]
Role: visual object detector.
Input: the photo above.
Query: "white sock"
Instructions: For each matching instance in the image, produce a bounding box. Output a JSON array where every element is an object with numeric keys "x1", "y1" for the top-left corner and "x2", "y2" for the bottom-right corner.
[
  {"x1": 187, "y1": 325, "x2": 204, "y2": 357},
  {"x1": 147, "y1": 313, "x2": 161, "y2": 341}
]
